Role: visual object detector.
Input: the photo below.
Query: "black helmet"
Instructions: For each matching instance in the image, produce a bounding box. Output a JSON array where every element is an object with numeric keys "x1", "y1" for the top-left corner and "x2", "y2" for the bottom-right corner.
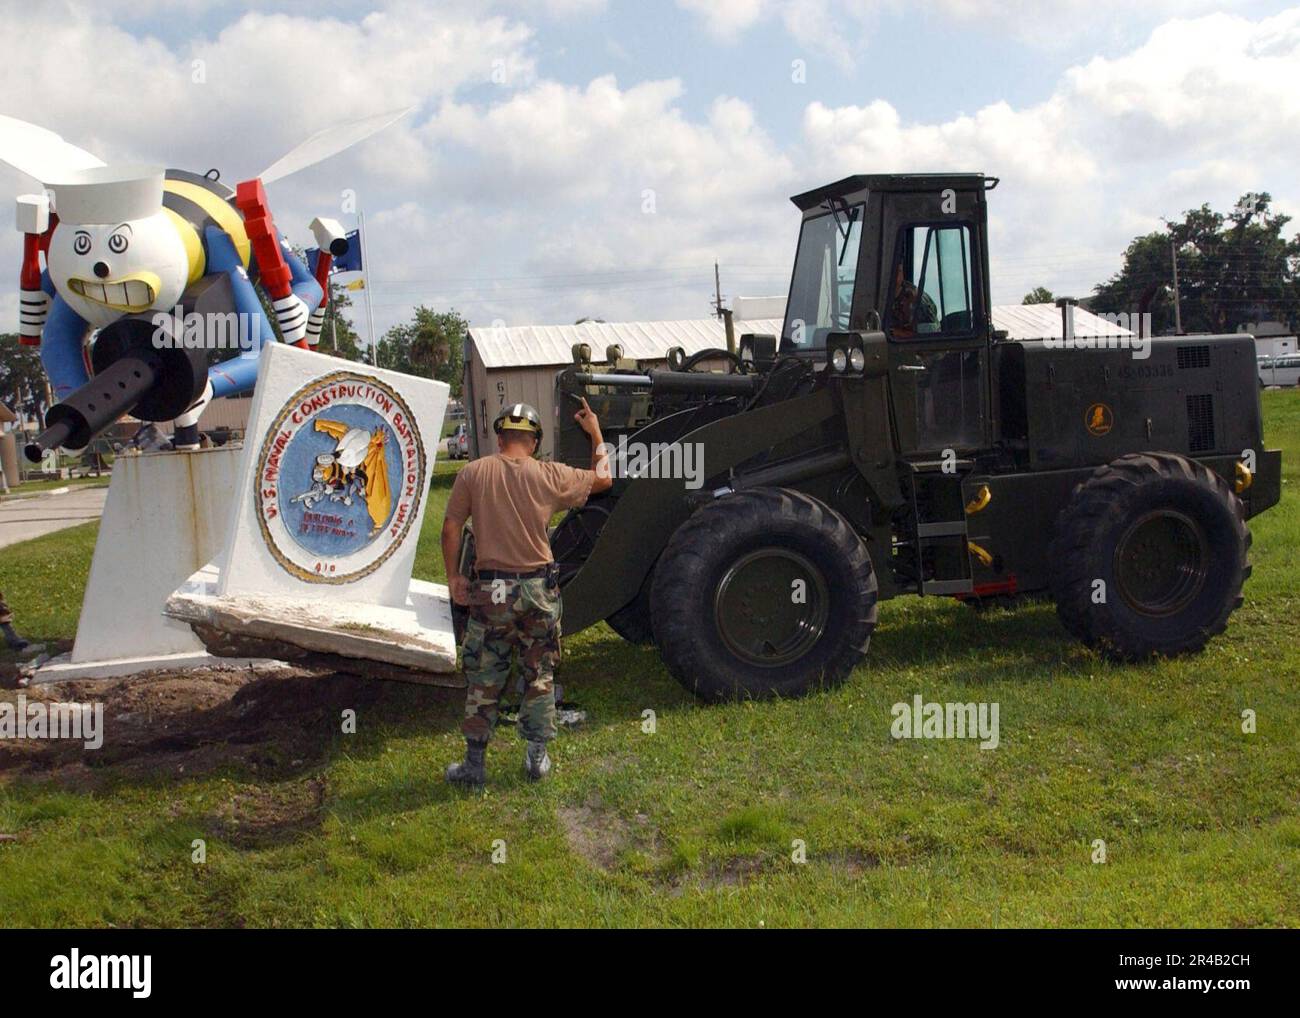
[{"x1": 493, "y1": 403, "x2": 543, "y2": 447}]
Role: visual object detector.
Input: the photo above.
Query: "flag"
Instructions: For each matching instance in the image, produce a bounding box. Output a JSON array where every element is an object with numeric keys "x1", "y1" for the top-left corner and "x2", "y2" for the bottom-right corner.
[
  {"x1": 305, "y1": 229, "x2": 363, "y2": 274},
  {"x1": 345, "y1": 278, "x2": 366, "y2": 291},
  {"x1": 333, "y1": 229, "x2": 363, "y2": 272}
]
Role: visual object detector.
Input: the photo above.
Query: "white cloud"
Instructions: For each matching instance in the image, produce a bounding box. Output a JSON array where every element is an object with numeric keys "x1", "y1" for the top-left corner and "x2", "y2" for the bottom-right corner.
[
  {"x1": 0, "y1": 2, "x2": 1298, "y2": 335},
  {"x1": 676, "y1": 0, "x2": 769, "y2": 38},
  {"x1": 675, "y1": 0, "x2": 1253, "y2": 64},
  {"x1": 799, "y1": 8, "x2": 1300, "y2": 304}
]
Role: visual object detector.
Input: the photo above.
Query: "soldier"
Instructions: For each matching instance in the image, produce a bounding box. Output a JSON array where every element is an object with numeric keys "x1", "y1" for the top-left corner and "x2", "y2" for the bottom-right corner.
[
  {"x1": 0, "y1": 591, "x2": 28, "y2": 651},
  {"x1": 441, "y1": 399, "x2": 611, "y2": 785}
]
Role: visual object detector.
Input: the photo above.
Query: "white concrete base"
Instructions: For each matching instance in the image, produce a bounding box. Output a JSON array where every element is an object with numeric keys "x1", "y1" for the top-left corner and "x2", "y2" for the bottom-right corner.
[
  {"x1": 165, "y1": 561, "x2": 459, "y2": 681},
  {"x1": 67, "y1": 447, "x2": 243, "y2": 666},
  {"x1": 30, "y1": 650, "x2": 272, "y2": 684}
]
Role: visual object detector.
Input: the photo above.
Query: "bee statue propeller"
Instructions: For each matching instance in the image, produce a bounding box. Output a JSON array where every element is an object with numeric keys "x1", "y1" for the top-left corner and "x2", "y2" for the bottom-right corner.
[{"x1": 0, "y1": 109, "x2": 409, "y2": 459}]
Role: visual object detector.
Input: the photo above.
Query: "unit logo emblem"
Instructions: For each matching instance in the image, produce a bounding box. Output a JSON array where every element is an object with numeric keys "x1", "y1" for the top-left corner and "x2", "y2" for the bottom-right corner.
[
  {"x1": 255, "y1": 371, "x2": 426, "y2": 582},
  {"x1": 1084, "y1": 402, "x2": 1114, "y2": 437}
]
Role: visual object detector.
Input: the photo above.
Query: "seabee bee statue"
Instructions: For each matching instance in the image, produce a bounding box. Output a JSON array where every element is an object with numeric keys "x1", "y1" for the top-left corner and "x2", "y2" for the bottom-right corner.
[{"x1": 1, "y1": 110, "x2": 407, "y2": 451}]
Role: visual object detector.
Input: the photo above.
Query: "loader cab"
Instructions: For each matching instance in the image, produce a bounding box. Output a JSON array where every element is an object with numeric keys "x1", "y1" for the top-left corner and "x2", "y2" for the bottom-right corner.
[{"x1": 782, "y1": 174, "x2": 995, "y2": 456}]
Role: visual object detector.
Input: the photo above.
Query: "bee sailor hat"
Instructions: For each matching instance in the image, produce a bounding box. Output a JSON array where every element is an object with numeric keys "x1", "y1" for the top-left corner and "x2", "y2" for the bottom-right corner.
[{"x1": 47, "y1": 164, "x2": 165, "y2": 225}]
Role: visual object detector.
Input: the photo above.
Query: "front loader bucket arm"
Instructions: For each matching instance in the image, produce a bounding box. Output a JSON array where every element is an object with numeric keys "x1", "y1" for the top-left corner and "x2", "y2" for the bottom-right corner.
[{"x1": 561, "y1": 386, "x2": 838, "y2": 635}]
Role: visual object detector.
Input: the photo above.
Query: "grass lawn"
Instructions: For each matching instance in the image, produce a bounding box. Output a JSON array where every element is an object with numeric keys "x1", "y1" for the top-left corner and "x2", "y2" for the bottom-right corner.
[
  {"x1": 1, "y1": 399, "x2": 1298, "y2": 927},
  {"x1": 0, "y1": 475, "x2": 111, "y2": 501}
]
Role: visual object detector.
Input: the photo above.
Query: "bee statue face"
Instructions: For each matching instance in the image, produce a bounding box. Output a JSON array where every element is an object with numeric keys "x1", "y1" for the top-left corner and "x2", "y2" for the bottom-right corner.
[{"x1": 45, "y1": 165, "x2": 189, "y2": 329}]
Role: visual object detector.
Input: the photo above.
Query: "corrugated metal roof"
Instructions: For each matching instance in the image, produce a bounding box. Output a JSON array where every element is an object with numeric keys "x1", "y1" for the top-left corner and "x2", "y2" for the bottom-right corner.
[
  {"x1": 469, "y1": 318, "x2": 784, "y2": 369},
  {"x1": 991, "y1": 304, "x2": 1133, "y2": 341},
  {"x1": 467, "y1": 305, "x2": 1131, "y2": 370}
]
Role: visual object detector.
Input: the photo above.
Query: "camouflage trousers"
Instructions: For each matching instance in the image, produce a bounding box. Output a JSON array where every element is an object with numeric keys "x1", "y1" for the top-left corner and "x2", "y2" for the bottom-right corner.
[{"x1": 460, "y1": 576, "x2": 561, "y2": 744}]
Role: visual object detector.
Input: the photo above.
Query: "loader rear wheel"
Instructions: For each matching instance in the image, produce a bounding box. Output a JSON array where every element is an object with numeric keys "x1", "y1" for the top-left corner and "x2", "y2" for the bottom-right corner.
[
  {"x1": 1048, "y1": 452, "x2": 1250, "y2": 661},
  {"x1": 650, "y1": 487, "x2": 877, "y2": 701}
]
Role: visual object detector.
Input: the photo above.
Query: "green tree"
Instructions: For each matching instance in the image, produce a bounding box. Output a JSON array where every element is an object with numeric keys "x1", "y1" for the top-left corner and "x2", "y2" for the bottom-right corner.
[
  {"x1": 1021, "y1": 286, "x2": 1054, "y2": 305},
  {"x1": 1092, "y1": 193, "x2": 1300, "y2": 334},
  {"x1": 377, "y1": 305, "x2": 467, "y2": 397},
  {"x1": 0, "y1": 333, "x2": 49, "y2": 422}
]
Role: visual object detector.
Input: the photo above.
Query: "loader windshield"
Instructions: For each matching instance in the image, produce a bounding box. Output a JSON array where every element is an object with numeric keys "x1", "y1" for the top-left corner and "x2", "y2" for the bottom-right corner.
[{"x1": 783, "y1": 203, "x2": 863, "y2": 349}]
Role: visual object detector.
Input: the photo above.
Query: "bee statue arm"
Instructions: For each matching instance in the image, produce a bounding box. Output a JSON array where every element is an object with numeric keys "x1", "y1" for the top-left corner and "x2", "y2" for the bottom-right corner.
[
  {"x1": 15, "y1": 194, "x2": 53, "y2": 347},
  {"x1": 233, "y1": 177, "x2": 321, "y2": 348},
  {"x1": 304, "y1": 216, "x2": 348, "y2": 348}
]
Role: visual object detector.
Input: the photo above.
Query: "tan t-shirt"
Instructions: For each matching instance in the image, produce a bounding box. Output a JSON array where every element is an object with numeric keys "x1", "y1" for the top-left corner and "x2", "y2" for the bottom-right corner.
[{"x1": 446, "y1": 454, "x2": 595, "y2": 570}]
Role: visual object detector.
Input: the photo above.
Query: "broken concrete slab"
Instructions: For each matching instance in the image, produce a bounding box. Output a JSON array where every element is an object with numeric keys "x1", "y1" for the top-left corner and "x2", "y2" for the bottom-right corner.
[{"x1": 165, "y1": 562, "x2": 460, "y2": 686}]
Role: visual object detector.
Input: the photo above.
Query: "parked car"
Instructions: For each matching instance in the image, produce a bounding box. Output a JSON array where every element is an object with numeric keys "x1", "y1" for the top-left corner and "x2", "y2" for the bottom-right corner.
[
  {"x1": 447, "y1": 423, "x2": 469, "y2": 459},
  {"x1": 1258, "y1": 354, "x2": 1300, "y2": 388}
]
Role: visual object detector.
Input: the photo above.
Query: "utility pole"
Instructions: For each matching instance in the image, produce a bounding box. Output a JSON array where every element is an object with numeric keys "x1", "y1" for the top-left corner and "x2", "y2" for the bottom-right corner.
[
  {"x1": 1170, "y1": 237, "x2": 1183, "y2": 335},
  {"x1": 712, "y1": 261, "x2": 724, "y2": 319}
]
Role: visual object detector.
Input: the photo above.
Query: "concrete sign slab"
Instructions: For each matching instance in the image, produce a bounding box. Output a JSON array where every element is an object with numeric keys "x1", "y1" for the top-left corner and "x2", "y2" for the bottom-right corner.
[{"x1": 166, "y1": 342, "x2": 457, "y2": 677}]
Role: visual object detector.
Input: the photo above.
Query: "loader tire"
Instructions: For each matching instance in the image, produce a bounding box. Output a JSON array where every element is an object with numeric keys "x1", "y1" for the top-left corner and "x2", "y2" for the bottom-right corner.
[
  {"x1": 1049, "y1": 452, "x2": 1250, "y2": 661},
  {"x1": 650, "y1": 487, "x2": 877, "y2": 701},
  {"x1": 606, "y1": 569, "x2": 655, "y2": 645}
]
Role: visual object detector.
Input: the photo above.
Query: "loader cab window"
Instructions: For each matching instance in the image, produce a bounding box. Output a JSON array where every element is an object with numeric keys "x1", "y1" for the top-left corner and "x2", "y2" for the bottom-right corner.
[
  {"x1": 783, "y1": 202, "x2": 864, "y2": 349},
  {"x1": 888, "y1": 223, "x2": 975, "y2": 340}
]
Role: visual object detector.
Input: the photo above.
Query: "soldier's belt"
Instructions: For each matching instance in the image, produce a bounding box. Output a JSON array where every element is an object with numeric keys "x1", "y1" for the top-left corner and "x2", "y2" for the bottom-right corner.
[{"x1": 474, "y1": 567, "x2": 550, "y2": 581}]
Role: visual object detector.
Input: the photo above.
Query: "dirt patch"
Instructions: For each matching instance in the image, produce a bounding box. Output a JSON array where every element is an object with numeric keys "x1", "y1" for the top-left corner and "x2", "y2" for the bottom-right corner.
[
  {"x1": 670, "y1": 847, "x2": 882, "y2": 893},
  {"x1": 697, "y1": 854, "x2": 769, "y2": 889},
  {"x1": 822, "y1": 848, "x2": 882, "y2": 875},
  {"x1": 206, "y1": 774, "x2": 327, "y2": 848},
  {"x1": 558, "y1": 803, "x2": 631, "y2": 870},
  {"x1": 557, "y1": 799, "x2": 659, "y2": 870},
  {"x1": 0, "y1": 665, "x2": 454, "y2": 789}
]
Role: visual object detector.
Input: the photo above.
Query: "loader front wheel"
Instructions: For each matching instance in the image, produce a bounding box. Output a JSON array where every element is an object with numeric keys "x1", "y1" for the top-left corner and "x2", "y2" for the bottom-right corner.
[
  {"x1": 606, "y1": 569, "x2": 656, "y2": 645},
  {"x1": 650, "y1": 487, "x2": 877, "y2": 701},
  {"x1": 1049, "y1": 452, "x2": 1250, "y2": 661}
]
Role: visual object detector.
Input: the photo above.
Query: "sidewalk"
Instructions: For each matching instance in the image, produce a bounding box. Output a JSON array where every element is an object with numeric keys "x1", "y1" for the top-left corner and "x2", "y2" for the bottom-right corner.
[{"x1": 0, "y1": 485, "x2": 109, "y2": 549}]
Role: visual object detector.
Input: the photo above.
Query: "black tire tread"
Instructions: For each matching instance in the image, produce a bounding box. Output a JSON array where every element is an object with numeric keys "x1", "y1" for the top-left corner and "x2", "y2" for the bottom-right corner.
[
  {"x1": 1047, "y1": 451, "x2": 1249, "y2": 660},
  {"x1": 650, "y1": 486, "x2": 877, "y2": 700}
]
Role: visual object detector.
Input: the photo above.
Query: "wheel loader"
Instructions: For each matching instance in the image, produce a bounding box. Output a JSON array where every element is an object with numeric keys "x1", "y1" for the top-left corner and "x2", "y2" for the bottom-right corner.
[{"x1": 540, "y1": 173, "x2": 1282, "y2": 701}]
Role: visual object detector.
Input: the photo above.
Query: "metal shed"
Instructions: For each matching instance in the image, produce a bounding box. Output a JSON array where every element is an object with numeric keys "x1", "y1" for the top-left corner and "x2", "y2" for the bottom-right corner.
[{"x1": 463, "y1": 317, "x2": 782, "y2": 460}]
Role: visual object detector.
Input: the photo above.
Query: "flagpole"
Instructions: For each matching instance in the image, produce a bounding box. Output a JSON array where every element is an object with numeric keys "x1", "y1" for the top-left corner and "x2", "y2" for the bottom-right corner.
[
  {"x1": 358, "y1": 206, "x2": 379, "y2": 368},
  {"x1": 328, "y1": 286, "x2": 337, "y2": 354}
]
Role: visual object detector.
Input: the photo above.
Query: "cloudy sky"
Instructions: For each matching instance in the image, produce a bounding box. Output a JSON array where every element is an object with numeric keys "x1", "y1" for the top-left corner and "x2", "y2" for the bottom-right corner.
[{"x1": 1, "y1": 0, "x2": 1298, "y2": 343}]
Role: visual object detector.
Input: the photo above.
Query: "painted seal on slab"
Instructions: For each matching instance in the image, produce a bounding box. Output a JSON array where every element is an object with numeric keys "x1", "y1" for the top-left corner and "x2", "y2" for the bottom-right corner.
[{"x1": 255, "y1": 371, "x2": 426, "y2": 583}]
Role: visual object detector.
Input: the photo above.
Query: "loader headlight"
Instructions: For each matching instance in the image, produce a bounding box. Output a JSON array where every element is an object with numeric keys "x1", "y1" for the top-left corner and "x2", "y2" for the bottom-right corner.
[{"x1": 826, "y1": 331, "x2": 873, "y2": 376}]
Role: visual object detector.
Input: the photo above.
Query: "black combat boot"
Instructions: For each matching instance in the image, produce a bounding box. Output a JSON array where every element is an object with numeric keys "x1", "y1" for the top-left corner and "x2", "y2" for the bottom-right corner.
[
  {"x1": 524, "y1": 740, "x2": 552, "y2": 781},
  {"x1": 2, "y1": 622, "x2": 28, "y2": 652},
  {"x1": 445, "y1": 739, "x2": 487, "y2": 787}
]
